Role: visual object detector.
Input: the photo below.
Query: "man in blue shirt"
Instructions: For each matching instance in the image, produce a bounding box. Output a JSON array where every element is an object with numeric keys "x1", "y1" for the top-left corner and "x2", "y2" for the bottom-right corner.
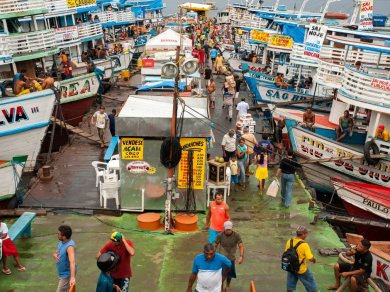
[
  {"x1": 255, "y1": 133, "x2": 273, "y2": 156},
  {"x1": 187, "y1": 243, "x2": 231, "y2": 292},
  {"x1": 210, "y1": 48, "x2": 218, "y2": 67}
]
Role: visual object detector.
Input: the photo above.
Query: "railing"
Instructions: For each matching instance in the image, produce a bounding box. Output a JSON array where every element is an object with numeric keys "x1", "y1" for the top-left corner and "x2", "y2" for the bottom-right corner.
[
  {"x1": 0, "y1": 35, "x2": 12, "y2": 64},
  {"x1": 77, "y1": 23, "x2": 103, "y2": 41},
  {"x1": 116, "y1": 11, "x2": 136, "y2": 23},
  {"x1": 375, "y1": 138, "x2": 390, "y2": 155},
  {"x1": 54, "y1": 26, "x2": 80, "y2": 48},
  {"x1": 45, "y1": 0, "x2": 71, "y2": 14},
  {"x1": 339, "y1": 65, "x2": 390, "y2": 107},
  {"x1": 3, "y1": 30, "x2": 56, "y2": 56},
  {"x1": 0, "y1": 0, "x2": 47, "y2": 16},
  {"x1": 314, "y1": 59, "x2": 344, "y2": 88}
]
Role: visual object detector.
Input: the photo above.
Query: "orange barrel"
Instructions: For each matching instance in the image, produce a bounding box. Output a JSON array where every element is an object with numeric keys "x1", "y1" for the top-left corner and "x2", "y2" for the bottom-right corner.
[
  {"x1": 137, "y1": 213, "x2": 161, "y2": 230},
  {"x1": 174, "y1": 213, "x2": 198, "y2": 232}
]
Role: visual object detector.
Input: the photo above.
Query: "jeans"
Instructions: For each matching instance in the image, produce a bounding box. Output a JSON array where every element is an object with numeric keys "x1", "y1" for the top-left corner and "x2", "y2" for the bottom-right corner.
[
  {"x1": 286, "y1": 269, "x2": 318, "y2": 291},
  {"x1": 238, "y1": 159, "x2": 246, "y2": 183},
  {"x1": 281, "y1": 173, "x2": 295, "y2": 208}
]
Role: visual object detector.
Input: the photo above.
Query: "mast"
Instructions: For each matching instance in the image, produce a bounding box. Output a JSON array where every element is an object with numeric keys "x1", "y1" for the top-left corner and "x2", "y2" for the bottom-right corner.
[{"x1": 320, "y1": 0, "x2": 342, "y2": 23}]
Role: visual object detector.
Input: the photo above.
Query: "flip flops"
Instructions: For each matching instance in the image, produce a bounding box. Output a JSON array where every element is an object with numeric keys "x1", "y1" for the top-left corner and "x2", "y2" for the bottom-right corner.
[
  {"x1": 2, "y1": 268, "x2": 12, "y2": 275},
  {"x1": 17, "y1": 266, "x2": 26, "y2": 272}
]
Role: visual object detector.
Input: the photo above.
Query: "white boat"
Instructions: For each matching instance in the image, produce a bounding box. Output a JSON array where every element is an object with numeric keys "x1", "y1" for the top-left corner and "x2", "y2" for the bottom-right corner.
[
  {"x1": 0, "y1": 156, "x2": 27, "y2": 202},
  {"x1": 0, "y1": 90, "x2": 56, "y2": 171}
]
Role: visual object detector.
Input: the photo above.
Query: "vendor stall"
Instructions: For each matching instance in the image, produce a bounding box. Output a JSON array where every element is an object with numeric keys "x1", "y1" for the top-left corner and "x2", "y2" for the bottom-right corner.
[{"x1": 116, "y1": 95, "x2": 210, "y2": 211}]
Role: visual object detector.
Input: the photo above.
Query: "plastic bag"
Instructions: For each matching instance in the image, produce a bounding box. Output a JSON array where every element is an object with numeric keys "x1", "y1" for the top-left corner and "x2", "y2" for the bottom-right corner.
[
  {"x1": 248, "y1": 164, "x2": 256, "y2": 175},
  {"x1": 266, "y1": 179, "x2": 279, "y2": 197}
]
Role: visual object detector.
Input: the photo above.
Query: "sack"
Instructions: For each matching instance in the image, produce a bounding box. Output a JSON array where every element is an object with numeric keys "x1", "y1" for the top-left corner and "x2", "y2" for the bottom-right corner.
[
  {"x1": 266, "y1": 179, "x2": 279, "y2": 197},
  {"x1": 281, "y1": 239, "x2": 304, "y2": 273}
]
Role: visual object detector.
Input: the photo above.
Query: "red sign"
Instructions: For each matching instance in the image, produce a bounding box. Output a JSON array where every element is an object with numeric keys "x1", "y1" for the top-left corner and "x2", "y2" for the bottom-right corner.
[
  {"x1": 142, "y1": 59, "x2": 154, "y2": 68},
  {"x1": 371, "y1": 78, "x2": 390, "y2": 91}
]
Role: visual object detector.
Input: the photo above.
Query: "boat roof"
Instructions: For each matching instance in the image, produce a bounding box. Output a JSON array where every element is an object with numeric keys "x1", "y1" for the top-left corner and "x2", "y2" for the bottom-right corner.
[{"x1": 327, "y1": 35, "x2": 390, "y2": 54}]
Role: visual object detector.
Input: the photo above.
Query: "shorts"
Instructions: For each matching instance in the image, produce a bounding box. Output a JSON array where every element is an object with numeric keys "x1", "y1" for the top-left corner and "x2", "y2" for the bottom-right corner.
[
  {"x1": 339, "y1": 127, "x2": 350, "y2": 136},
  {"x1": 234, "y1": 92, "x2": 240, "y2": 99},
  {"x1": 286, "y1": 269, "x2": 318, "y2": 292},
  {"x1": 208, "y1": 92, "x2": 215, "y2": 102},
  {"x1": 339, "y1": 263, "x2": 369, "y2": 289},
  {"x1": 16, "y1": 88, "x2": 30, "y2": 96},
  {"x1": 113, "y1": 277, "x2": 130, "y2": 292},
  {"x1": 208, "y1": 228, "x2": 221, "y2": 244},
  {"x1": 2, "y1": 238, "x2": 18, "y2": 257},
  {"x1": 211, "y1": 58, "x2": 216, "y2": 62},
  {"x1": 97, "y1": 127, "x2": 105, "y2": 140},
  {"x1": 56, "y1": 277, "x2": 70, "y2": 292},
  {"x1": 227, "y1": 260, "x2": 237, "y2": 279},
  {"x1": 231, "y1": 175, "x2": 239, "y2": 184}
]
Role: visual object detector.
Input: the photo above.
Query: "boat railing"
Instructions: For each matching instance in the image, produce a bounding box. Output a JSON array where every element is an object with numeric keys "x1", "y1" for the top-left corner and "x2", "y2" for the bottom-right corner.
[
  {"x1": 77, "y1": 23, "x2": 103, "y2": 42},
  {"x1": 339, "y1": 65, "x2": 390, "y2": 107},
  {"x1": 94, "y1": 11, "x2": 136, "y2": 24},
  {"x1": 1, "y1": 30, "x2": 57, "y2": 56},
  {"x1": 116, "y1": 11, "x2": 136, "y2": 23},
  {"x1": 0, "y1": 0, "x2": 47, "y2": 16},
  {"x1": 314, "y1": 59, "x2": 344, "y2": 88},
  {"x1": 0, "y1": 35, "x2": 12, "y2": 63},
  {"x1": 45, "y1": 0, "x2": 70, "y2": 14},
  {"x1": 374, "y1": 138, "x2": 390, "y2": 155}
]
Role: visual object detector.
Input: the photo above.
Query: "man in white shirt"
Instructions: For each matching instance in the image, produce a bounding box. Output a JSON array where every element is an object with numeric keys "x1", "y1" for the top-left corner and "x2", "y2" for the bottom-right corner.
[
  {"x1": 91, "y1": 105, "x2": 109, "y2": 148},
  {"x1": 222, "y1": 129, "x2": 237, "y2": 162},
  {"x1": 236, "y1": 98, "x2": 249, "y2": 120}
]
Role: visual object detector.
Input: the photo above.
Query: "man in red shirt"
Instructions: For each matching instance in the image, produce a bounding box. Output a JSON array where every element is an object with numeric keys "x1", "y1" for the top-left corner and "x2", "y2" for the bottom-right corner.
[
  {"x1": 97, "y1": 232, "x2": 135, "y2": 292},
  {"x1": 204, "y1": 192, "x2": 230, "y2": 244}
]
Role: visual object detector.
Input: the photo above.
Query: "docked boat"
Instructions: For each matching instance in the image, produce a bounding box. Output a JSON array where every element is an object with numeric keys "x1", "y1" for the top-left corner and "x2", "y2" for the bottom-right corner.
[{"x1": 0, "y1": 156, "x2": 28, "y2": 207}]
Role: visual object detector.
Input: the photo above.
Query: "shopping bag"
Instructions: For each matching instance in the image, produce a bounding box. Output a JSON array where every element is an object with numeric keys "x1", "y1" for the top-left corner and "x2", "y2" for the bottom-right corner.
[
  {"x1": 248, "y1": 164, "x2": 257, "y2": 175},
  {"x1": 266, "y1": 179, "x2": 279, "y2": 197},
  {"x1": 69, "y1": 283, "x2": 76, "y2": 292}
]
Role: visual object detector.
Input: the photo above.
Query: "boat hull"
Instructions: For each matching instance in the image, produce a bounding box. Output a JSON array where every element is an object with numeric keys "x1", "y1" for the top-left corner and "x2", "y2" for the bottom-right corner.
[
  {"x1": 0, "y1": 90, "x2": 56, "y2": 171},
  {"x1": 0, "y1": 157, "x2": 26, "y2": 201},
  {"x1": 287, "y1": 125, "x2": 390, "y2": 188},
  {"x1": 58, "y1": 73, "x2": 100, "y2": 127}
]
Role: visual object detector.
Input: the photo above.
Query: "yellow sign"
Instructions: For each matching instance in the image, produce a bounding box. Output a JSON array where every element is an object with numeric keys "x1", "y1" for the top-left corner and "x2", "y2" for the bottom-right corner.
[
  {"x1": 269, "y1": 35, "x2": 293, "y2": 48},
  {"x1": 66, "y1": 0, "x2": 96, "y2": 8},
  {"x1": 177, "y1": 138, "x2": 206, "y2": 190},
  {"x1": 121, "y1": 138, "x2": 144, "y2": 160},
  {"x1": 251, "y1": 30, "x2": 269, "y2": 43}
]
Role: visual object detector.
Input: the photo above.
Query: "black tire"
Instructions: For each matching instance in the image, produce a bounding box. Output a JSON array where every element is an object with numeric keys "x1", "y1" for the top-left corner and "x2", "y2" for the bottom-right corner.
[
  {"x1": 371, "y1": 278, "x2": 389, "y2": 292},
  {"x1": 363, "y1": 141, "x2": 380, "y2": 165}
]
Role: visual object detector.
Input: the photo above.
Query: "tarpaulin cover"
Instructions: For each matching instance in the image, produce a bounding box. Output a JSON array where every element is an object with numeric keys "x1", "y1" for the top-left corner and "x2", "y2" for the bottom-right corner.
[
  {"x1": 282, "y1": 24, "x2": 304, "y2": 43},
  {"x1": 136, "y1": 81, "x2": 186, "y2": 92}
]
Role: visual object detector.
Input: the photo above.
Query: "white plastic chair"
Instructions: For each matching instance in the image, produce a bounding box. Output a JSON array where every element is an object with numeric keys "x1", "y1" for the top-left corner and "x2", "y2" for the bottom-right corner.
[
  {"x1": 104, "y1": 171, "x2": 118, "y2": 182},
  {"x1": 92, "y1": 161, "x2": 107, "y2": 188},
  {"x1": 99, "y1": 181, "x2": 120, "y2": 209},
  {"x1": 110, "y1": 154, "x2": 119, "y2": 161}
]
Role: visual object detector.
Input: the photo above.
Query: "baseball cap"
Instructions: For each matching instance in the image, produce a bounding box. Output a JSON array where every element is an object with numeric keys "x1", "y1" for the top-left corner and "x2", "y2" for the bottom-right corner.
[
  {"x1": 378, "y1": 124, "x2": 385, "y2": 131},
  {"x1": 224, "y1": 221, "x2": 233, "y2": 230},
  {"x1": 110, "y1": 231, "x2": 122, "y2": 242}
]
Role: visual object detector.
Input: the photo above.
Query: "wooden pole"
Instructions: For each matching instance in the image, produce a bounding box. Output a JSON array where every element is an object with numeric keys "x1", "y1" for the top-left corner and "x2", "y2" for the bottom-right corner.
[{"x1": 298, "y1": 153, "x2": 389, "y2": 164}]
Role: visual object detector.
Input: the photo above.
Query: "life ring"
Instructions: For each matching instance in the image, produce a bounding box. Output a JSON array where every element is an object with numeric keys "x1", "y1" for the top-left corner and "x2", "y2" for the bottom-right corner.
[
  {"x1": 363, "y1": 141, "x2": 380, "y2": 165},
  {"x1": 338, "y1": 252, "x2": 354, "y2": 265}
]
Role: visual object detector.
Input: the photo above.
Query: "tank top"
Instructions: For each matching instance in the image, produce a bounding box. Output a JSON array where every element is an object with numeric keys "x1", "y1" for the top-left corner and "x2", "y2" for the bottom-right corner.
[
  {"x1": 237, "y1": 144, "x2": 247, "y2": 161},
  {"x1": 56, "y1": 239, "x2": 76, "y2": 278},
  {"x1": 341, "y1": 117, "x2": 350, "y2": 128},
  {"x1": 210, "y1": 201, "x2": 228, "y2": 231}
]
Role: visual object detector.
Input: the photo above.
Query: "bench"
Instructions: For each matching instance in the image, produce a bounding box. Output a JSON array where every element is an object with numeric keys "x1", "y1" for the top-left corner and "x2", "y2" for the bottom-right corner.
[
  {"x1": 8, "y1": 212, "x2": 36, "y2": 242},
  {"x1": 104, "y1": 136, "x2": 119, "y2": 162}
]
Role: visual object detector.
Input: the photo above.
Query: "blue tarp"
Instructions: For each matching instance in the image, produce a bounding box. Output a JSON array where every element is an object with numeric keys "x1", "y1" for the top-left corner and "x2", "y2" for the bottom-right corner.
[
  {"x1": 373, "y1": 15, "x2": 387, "y2": 27},
  {"x1": 136, "y1": 81, "x2": 186, "y2": 92},
  {"x1": 282, "y1": 24, "x2": 304, "y2": 43}
]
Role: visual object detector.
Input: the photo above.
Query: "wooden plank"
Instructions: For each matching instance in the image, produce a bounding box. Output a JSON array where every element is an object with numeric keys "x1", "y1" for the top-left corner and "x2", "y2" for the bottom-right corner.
[{"x1": 0, "y1": 209, "x2": 47, "y2": 216}]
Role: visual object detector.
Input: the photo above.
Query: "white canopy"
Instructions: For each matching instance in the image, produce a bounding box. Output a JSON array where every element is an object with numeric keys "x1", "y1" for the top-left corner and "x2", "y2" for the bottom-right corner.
[{"x1": 145, "y1": 29, "x2": 192, "y2": 51}]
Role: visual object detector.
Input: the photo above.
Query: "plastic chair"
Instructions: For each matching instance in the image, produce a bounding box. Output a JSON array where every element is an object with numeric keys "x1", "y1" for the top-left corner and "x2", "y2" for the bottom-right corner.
[
  {"x1": 110, "y1": 154, "x2": 119, "y2": 161},
  {"x1": 104, "y1": 171, "x2": 118, "y2": 182},
  {"x1": 99, "y1": 181, "x2": 120, "y2": 209},
  {"x1": 92, "y1": 161, "x2": 107, "y2": 188}
]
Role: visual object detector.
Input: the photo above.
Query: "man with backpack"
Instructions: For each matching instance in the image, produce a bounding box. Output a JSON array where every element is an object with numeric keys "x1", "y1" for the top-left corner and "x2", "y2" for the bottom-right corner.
[{"x1": 282, "y1": 226, "x2": 318, "y2": 292}]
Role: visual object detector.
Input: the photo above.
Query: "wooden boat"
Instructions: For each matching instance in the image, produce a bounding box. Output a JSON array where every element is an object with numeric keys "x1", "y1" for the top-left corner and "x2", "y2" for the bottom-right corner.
[{"x1": 0, "y1": 156, "x2": 28, "y2": 205}]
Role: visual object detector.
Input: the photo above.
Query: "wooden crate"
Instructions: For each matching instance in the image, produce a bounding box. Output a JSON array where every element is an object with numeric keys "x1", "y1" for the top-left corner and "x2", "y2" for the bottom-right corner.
[{"x1": 208, "y1": 159, "x2": 226, "y2": 184}]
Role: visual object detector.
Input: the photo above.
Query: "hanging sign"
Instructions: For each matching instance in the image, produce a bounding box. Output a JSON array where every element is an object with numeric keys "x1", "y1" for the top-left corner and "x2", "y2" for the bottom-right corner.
[
  {"x1": 177, "y1": 138, "x2": 206, "y2": 190},
  {"x1": 303, "y1": 24, "x2": 328, "y2": 59},
  {"x1": 66, "y1": 0, "x2": 96, "y2": 8},
  {"x1": 358, "y1": 0, "x2": 373, "y2": 31},
  {"x1": 54, "y1": 26, "x2": 79, "y2": 42},
  {"x1": 251, "y1": 30, "x2": 269, "y2": 43},
  {"x1": 268, "y1": 35, "x2": 293, "y2": 48},
  {"x1": 371, "y1": 78, "x2": 390, "y2": 91},
  {"x1": 121, "y1": 138, "x2": 144, "y2": 160}
]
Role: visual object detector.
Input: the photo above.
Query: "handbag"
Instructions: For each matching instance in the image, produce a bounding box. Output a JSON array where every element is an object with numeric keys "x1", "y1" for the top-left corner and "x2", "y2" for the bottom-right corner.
[{"x1": 266, "y1": 179, "x2": 279, "y2": 197}]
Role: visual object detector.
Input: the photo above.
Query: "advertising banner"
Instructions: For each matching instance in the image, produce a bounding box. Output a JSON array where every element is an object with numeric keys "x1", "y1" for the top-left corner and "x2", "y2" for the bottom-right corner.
[
  {"x1": 121, "y1": 138, "x2": 144, "y2": 160},
  {"x1": 303, "y1": 24, "x2": 328, "y2": 59},
  {"x1": 177, "y1": 138, "x2": 206, "y2": 190},
  {"x1": 371, "y1": 78, "x2": 390, "y2": 91},
  {"x1": 251, "y1": 30, "x2": 269, "y2": 43},
  {"x1": 54, "y1": 26, "x2": 79, "y2": 42},
  {"x1": 268, "y1": 35, "x2": 293, "y2": 48},
  {"x1": 359, "y1": 0, "x2": 373, "y2": 31},
  {"x1": 66, "y1": 0, "x2": 96, "y2": 8}
]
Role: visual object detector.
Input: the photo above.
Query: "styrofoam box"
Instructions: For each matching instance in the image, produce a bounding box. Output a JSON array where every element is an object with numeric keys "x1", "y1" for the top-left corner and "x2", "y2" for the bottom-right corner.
[{"x1": 250, "y1": 121, "x2": 256, "y2": 126}]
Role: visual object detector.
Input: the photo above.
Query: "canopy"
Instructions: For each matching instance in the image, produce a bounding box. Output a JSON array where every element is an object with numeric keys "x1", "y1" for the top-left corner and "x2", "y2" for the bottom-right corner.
[{"x1": 145, "y1": 29, "x2": 192, "y2": 51}]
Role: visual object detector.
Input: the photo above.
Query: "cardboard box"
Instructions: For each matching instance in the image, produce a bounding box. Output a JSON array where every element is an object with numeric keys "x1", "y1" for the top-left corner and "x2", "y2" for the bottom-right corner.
[
  {"x1": 249, "y1": 125, "x2": 255, "y2": 132},
  {"x1": 208, "y1": 159, "x2": 227, "y2": 184}
]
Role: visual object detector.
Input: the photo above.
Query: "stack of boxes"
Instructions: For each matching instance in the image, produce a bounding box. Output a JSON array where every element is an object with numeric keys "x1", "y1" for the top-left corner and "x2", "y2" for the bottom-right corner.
[{"x1": 236, "y1": 114, "x2": 256, "y2": 134}]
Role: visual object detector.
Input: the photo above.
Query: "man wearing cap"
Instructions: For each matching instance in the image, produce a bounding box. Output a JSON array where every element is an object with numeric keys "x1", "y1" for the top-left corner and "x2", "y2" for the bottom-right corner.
[
  {"x1": 375, "y1": 124, "x2": 389, "y2": 141},
  {"x1": 214, "y1": 221, "x2": 244, "y2": 292},
  {"x1": 284, "y1": 226, "x2": 318, "y2": 292},
  {"x1": 97, "y1": 232, "x2": 135, "y2": 292},
  {"x1": 205, "y1": 192, "x2": 230, "y2": 244},
  {"x1": 222, "y1": 129, "x2": 237, "y2": 162}
]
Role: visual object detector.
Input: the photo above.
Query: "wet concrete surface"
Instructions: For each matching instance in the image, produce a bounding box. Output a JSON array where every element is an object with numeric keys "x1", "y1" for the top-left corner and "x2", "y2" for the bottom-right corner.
[{"x1": 7, "y1": 66, "x2": 350, "y2": 291}]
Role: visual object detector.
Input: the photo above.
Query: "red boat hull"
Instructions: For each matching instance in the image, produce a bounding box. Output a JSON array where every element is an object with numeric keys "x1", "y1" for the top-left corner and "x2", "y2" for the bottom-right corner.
[
  {"x1": 342, "y1": 200, "x2": 390, "y2": 241},
  {"x1": 57, "y1": 96, "x2": 96, "y2": 127}
]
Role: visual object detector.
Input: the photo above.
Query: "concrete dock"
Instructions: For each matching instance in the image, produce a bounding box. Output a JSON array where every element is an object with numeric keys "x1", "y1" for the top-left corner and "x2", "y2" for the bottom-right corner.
[{"x1": 1, "y1": 73, "x2": 347, "y2": 291}]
